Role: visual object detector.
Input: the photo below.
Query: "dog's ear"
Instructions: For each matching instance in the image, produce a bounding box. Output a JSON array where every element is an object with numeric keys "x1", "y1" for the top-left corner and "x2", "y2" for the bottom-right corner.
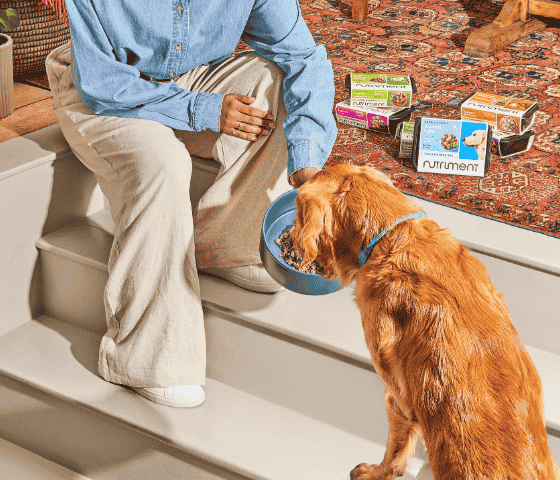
[{"x1": 293, "y1": 189, "x2": 333, "y2": 266}]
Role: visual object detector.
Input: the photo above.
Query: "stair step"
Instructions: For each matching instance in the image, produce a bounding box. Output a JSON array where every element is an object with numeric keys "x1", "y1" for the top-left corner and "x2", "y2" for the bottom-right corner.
[
  {"x1": 0, "y1": 437, "x2": 91, "y2": 480},
  {"x1": 0, "y1": 316, "x2": 428, "y2": 480}
]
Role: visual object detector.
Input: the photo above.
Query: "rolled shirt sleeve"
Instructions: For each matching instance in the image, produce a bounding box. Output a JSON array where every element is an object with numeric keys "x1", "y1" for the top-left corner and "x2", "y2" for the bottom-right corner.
[{"x1": 242, "y1": 0, "x2": 337, "y2": 177}]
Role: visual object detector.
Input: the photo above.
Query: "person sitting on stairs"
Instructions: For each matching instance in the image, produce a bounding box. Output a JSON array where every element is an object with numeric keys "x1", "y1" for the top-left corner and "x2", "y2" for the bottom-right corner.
[{"x1": 45, "y1": 0, "x2": 337, "y2": 407}]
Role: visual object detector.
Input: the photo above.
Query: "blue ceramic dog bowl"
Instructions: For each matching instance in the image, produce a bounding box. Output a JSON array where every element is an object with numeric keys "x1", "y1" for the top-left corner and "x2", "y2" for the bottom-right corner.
[{"x1": 260, "y1": 189, "x2": 344, "y2": 295}]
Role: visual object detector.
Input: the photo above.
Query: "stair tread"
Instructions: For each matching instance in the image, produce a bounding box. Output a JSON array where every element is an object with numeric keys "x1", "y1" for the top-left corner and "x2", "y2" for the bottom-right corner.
[
  {"x1": 0, "y1": 437, "x2": 91, "y2": 480},
  {"x1": 0, "y1": 316, "x2": 428, "y2": 480},
  {"x1": 35, "y1": 219, "x2": 560, "y2": 432}
]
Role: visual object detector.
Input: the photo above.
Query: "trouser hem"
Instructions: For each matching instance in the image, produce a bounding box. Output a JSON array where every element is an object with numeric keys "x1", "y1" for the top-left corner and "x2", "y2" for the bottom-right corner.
[{"x1": 98, "y1": 363, "x2": 207, "y2": 388}]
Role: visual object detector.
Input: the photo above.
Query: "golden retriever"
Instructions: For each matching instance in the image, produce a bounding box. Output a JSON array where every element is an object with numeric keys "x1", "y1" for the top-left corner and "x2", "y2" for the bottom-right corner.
[{"x1": 291, "y1": 163, "x2": 558, "y2": 480}]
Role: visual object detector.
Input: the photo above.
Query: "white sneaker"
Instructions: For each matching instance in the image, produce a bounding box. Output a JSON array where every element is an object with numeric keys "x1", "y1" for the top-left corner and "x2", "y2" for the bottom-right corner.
[
  {"x1": 131, "y1": 385, "x2": 205, "y2": 407},
  {"x1": 201, "y1": 264, "x2": 283, "y2": 293}
]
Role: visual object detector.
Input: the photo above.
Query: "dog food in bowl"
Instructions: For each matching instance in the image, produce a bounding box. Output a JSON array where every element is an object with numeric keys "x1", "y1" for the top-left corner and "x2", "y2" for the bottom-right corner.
[
  {"x1": 441, "y1": 133, "x2": 459, "y2": 150},
  {"x1": 275, "y1": 226, "x2": 324, "y2": 275},
  {"x1": 260, "y1": 189, "x2": 344, "y2": 295},
  {"x1": 369, "y1": 115, "x2": 387, "y2": 129}
]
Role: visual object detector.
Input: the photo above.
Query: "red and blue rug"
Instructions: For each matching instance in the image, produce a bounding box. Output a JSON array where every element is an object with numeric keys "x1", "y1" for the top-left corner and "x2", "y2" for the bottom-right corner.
[{"x1": 280, "y1": 0, "x2": 560, "y2": 238}]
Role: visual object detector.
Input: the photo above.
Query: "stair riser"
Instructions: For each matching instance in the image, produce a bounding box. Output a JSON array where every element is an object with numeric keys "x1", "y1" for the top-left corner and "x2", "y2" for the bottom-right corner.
[
  {"x1": 0, "y1": 375, "x2": 250, "y2": 480},
  {"x1": 470, "y1": 250, "x2": 560, "y2": 356},
  {"x1": 205, "y1": 309, "x2": 399, "y2": 450},
  {"x1": 40, "y1": 250, "x2": 108, "y2": 335}
]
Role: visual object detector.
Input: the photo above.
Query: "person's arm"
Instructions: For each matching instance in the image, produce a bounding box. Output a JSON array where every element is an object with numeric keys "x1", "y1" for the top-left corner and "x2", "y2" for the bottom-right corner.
[
  {"x1": 65, "y1": 0, "x2": 223, "y2": 132},
  {"x1": 242, "y1": 0, "x2": 337, "y2": 184}
]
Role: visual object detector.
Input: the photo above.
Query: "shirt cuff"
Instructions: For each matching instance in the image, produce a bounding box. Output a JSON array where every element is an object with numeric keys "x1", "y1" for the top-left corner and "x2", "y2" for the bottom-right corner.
[
  {"x1": 192, "y1": 92, "x2": 225, "y2": 132},
  {"x1": 287, "y1": 141, "x2": 327, "y2": 180}
]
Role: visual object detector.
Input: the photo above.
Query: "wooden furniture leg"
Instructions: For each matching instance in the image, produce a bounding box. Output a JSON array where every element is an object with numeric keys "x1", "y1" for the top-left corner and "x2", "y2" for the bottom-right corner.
[
  {"x1": 352, "y1": 0, "x2": 369, "y2": 21},
  {"x1": 464, "y1": 0, "x2": 554, "y2": 58}
]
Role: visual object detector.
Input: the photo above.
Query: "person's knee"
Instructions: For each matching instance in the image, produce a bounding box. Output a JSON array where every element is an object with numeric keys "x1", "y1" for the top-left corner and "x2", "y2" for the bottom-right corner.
[
  {"x1": 243, "y1": 55, "x2": 285, "y2": 119},
  {"x1": 141, "y1": 153, "x2": 192, "y2": 194},
  {"x1": 115, "y1": 135, "x2": 193, "y2": 212}
]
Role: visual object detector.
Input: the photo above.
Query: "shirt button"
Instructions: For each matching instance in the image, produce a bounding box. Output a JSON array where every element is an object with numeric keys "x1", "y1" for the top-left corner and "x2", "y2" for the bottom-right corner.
[
  {"x1": 177, "y1": 5, "x2": 183, "y2": 13},
  {"x1": 176, "y1": 44, "x2": 182, "y2": 51}
]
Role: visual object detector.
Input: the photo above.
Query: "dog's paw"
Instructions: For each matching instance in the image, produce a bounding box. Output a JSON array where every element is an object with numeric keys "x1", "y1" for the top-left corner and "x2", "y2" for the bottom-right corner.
[{"x1": 350, "y1": 463, "x2": 391, "y2": 480}]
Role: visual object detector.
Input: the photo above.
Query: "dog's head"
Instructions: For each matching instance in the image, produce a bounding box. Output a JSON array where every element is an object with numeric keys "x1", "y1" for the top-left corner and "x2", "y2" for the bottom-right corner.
[
  {"x1": 291, "y1": 164, "x2": 420, "y2": 284},
  {"x1": 462, "y1": 130, "x2": 486, "y2": 148}
]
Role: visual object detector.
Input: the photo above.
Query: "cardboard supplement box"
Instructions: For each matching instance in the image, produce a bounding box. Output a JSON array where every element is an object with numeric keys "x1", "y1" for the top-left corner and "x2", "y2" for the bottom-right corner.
[
  {"x1": 335, "y1": 100, "x2": 414, "y2": 136},
  {"x1": 395, "y1": 121, "x2": 415, "y2": 159},
  {"x1": 461, "y1": 92, "x2": 538, "y2": 135},
  {"x1": 492, "y1": 129, "x2": 535, "y2": 158},
  {"x1": 412, "y1": 117, "x2": 492, "y2": 177},
  {"x1": 345, "y1": 73, "x2": 415, "y2": 108}
]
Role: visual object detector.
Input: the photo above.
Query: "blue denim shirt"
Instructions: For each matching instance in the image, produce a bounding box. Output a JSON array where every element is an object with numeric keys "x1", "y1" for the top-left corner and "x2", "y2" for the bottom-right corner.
[{"x1": 65, "y1": 0, "x2": 337, "y2": 177}]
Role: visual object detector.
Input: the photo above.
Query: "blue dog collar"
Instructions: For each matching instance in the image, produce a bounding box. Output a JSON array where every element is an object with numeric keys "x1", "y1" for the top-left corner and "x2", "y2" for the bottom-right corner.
[{"x1": 358, "y1": 211, "x2": 426, "y2": 266}]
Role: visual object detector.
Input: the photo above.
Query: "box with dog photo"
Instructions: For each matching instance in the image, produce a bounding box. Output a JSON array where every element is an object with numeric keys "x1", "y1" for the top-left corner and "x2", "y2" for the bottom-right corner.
[{"x1": 412, "y1": 117, "x2": 492, "y2": 177}]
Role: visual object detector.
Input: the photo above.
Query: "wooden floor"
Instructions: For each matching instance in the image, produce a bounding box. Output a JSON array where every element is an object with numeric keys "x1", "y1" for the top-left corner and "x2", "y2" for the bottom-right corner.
[{"x1": 0, "y1": 73, "x2": 57, "y2": 143}]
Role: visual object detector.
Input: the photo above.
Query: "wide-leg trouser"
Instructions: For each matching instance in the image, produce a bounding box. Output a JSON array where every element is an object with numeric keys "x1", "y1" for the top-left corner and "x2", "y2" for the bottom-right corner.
[{"x1": 46, "y1": 42, "x2": 291, "y2": 387}]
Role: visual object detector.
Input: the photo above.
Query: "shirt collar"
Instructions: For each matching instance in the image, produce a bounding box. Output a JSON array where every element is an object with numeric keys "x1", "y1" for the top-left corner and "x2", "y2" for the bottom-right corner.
[{"x1": 358, "y1": 211, "x2": 426, "y2": 266}]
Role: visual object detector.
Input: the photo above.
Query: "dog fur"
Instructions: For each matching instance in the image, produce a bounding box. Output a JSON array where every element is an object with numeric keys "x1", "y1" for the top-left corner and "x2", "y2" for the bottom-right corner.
[
  {"x1": 462, "y1": 130, "x2": 487, "y2": 162},
  {"x1": 291, "y1": 163, "x2": 558, "y2": 480}
]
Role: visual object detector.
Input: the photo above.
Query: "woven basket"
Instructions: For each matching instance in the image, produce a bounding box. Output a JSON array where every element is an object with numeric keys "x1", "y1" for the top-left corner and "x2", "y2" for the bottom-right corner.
[{"x1": 1, "y1": 0, "x2": 70, "y2": 75}]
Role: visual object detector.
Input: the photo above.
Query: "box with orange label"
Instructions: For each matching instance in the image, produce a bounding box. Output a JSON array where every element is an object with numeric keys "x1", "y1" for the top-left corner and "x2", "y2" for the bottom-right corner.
[{"x1": 460, "y1": 92, "x2": 538, "y2": 135}]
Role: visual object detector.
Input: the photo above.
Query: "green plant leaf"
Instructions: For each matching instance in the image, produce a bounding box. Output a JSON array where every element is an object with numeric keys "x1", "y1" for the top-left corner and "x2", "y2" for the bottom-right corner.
[{"x1": 0, "y1": 9, "x2": 21, "y2": 32}]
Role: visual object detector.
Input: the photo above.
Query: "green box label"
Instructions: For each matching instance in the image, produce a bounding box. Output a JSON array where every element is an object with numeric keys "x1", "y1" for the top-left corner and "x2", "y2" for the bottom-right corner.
[{"x1": 352, "y1": 90, "x2": 388, "y2": 100}]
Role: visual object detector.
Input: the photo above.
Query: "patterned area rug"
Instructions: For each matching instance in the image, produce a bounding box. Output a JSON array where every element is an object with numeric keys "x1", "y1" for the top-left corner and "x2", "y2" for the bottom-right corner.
[{"x1": 267, "y1": 0, "x2": 560, "y2": 238}]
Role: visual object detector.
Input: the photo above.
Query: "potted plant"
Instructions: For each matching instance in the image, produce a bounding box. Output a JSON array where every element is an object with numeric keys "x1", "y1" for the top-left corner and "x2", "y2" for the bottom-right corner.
[{"x1": 0, "y1": 6, "x2": 20, "y2": 118}]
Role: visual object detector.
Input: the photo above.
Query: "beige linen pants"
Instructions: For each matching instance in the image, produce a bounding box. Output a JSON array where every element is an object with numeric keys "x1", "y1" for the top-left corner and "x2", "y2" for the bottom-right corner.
[{"x1": 45, "y1": 42, "x2": 291, "y2": 388}]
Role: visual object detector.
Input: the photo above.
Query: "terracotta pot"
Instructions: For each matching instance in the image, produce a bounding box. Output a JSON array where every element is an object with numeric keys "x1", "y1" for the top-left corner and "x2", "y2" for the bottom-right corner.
[{"x1": 0, "y1": 33, "x2": 14, "y2": 119}]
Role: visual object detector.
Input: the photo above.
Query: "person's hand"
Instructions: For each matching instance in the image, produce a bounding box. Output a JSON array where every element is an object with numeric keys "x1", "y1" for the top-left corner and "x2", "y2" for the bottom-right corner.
[
  {"x1": 220, "y1": 94, "x2": 275, "y2": 142},
  {"x1": 290, "y1": 167, "x2": 320, "y2": 188}
]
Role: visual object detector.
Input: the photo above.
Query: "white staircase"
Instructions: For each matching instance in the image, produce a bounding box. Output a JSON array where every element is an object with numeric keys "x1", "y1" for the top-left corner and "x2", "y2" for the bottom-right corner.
[{"x1": 1, "y1": 124, "x2": 559, "y2": 479}]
